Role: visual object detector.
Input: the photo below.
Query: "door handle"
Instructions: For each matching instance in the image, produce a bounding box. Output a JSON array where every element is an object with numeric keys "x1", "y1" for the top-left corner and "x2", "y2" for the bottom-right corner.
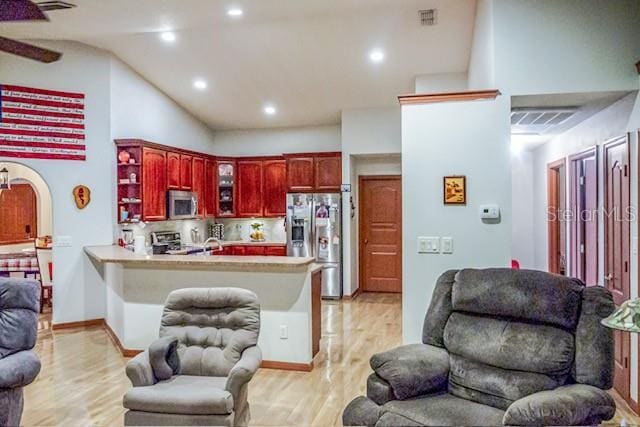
[
  {"x1": 364, "y1": 238, "x2": 368, "y2": 245},
  {"x1": 605, "y1": 274, "x2": 613, "y2": 281}
]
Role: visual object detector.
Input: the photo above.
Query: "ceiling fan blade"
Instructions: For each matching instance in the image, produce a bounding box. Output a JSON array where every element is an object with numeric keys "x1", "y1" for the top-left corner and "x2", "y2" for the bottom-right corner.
[
  {"x1": 0, "y1": 37, "x2": 61, "y2": 63},
  {"x1": 0, "y1": 0, "x2": 48, "y2": 22}
]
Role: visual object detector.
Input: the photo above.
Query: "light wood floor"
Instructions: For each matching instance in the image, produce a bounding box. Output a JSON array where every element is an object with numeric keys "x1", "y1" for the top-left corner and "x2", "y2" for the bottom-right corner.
[{"x1": 23, "y1": 294, "x2": 640, "y2": 426}]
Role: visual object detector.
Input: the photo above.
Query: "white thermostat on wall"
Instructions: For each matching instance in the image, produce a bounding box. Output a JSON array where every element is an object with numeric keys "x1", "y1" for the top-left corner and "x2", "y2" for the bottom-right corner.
[{"x1": 480, "y1": 204, "x2": 500, "y2": 219}]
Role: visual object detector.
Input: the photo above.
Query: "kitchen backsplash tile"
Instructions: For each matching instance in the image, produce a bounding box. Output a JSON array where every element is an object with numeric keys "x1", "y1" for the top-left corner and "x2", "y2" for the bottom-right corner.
[
  {"x1": 117, "y1": 219, "x2": 215, "y2": 246},
  {"x1": 217, "y1": 218, "x2": 286, "y2": 243}
]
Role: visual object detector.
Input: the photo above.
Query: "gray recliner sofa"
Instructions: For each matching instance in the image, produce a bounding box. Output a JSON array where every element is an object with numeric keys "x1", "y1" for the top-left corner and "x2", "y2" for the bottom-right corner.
[
  {"x1": 0, "y1": 277, "x2": 41, "y2": 427},
  {"x1": 343, "y1": 268, "x2": 617, "y2": 426},
  {"x1": 123, "y1": 287, "x2": 262, "y2": 426}
]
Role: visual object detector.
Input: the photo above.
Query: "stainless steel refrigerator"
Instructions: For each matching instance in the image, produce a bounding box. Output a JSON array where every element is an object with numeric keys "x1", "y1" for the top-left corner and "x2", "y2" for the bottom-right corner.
[{"x1": 286, "y1": 193, "x2": 342, "y2": 299}]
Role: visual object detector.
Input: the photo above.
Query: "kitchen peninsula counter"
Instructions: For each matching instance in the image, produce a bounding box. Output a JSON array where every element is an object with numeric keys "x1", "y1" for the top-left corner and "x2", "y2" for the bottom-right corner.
[
  {"x1": 85, "y1": 245, "x2": 322, "y2": 371},
  {"x1": 84, "y1": 245, "x2": 310, "y2": 271}
]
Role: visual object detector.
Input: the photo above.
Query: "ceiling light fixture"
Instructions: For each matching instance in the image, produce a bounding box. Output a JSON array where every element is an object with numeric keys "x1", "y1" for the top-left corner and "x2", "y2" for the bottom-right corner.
[
  {"x1": 227, "y1": 8, "x2": 243, "y2": 17},
  {"x1": 369, "y1": 49, "x2": 385, "y2": 63},
  {"x1": 264, "y1": 105, "x2": 277, "y2": 115},
  {"x1": 193, "y1": 79, "x2": 208, "y2": 90},
  {"x1": 160, "y1": 32, "x2": 176, "y2": 42}
]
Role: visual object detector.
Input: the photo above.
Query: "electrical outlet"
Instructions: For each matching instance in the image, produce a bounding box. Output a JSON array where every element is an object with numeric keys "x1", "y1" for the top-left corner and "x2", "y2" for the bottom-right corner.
[
  {"x1": 54, "y1": 236, "x2": 72, "y2": 247},
  {"x1": 279, "y1": 325, "x2": 288, "y2": 339}
]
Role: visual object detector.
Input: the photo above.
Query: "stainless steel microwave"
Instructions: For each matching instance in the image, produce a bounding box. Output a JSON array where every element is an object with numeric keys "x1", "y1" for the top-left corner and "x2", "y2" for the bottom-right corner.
[{"x1": 167, "y1": 190, "x2": 198, "y2": 220}]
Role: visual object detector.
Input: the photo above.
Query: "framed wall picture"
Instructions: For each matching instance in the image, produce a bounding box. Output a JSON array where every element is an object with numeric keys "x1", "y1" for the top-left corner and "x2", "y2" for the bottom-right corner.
[{"x1": 443, "y1": 176, "x2": 466, "y2": 205}]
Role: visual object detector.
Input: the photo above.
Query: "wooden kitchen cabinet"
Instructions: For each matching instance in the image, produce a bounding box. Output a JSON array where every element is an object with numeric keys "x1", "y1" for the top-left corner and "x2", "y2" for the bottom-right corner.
[
  {"x1": 285, "y1": 152, "x2": 342, "y2": 192},
  {"x1": 315, "y1": 153, "x2": 342, "y2": 192},
  {"x1": 286, "y1": 156, "x2": 315, "y2": 192},
  {"x1": 142, "y1": 147, "x2": 167, "y2": 221},
  {"x1": 263, "y1": 159, "x2": 287, "y2": 217},
  {"x1": 180, "y1": 154, "x2": 192, "y2": 190},
  {"x1": 237, "y1": 160, "x2": 264, "y2": 217},
  {"x1": 265, "y1": 246, "x2": 287, "y2": 256},
  {"x1": 216, "y1": 160, "x2": 236, "y2": 217},
  {"x1": 191, "y1": 156, "x2": 205, "y2": 217},
  {"x1": 167, "y1": 152, "x2": 181, "y2": 189},
  {"x1": 204, "y1": 158, "x2": 217, "y2": 218}
]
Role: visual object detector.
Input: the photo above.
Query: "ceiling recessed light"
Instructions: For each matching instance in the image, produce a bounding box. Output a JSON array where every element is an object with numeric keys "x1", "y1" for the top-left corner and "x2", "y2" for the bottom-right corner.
[
  {"x1": 160, "y1": 32, "x2": 176, "y2": 42},
  {"x1": 263, "y1": 105, "x2": 277, "y2": 115},
  {"x1": 193, "y1": 80, "x2": 208, "y2": 90},
  {"x1": 369, "y1": 49, "x2": 385, "y2": 63},
  {"x1": 227, "y1": 8, "x2": 243, "y2": 17}
]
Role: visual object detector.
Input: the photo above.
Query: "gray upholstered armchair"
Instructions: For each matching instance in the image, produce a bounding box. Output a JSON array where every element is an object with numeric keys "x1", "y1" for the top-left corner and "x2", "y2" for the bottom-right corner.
[
  {"x1": 0, "y1": 277, "x2": 41, "y2": 427},
  {"x1": 123, "y1": 287, "x2": 262, "y2": 427},
  {"x1": 343, "y1": 268, "x2": 617, "y2": 426}
]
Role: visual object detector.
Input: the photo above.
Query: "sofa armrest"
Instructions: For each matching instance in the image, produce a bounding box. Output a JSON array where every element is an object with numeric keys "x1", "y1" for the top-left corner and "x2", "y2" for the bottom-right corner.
[
  {"x1": 126, "y1": 351, "x2": 156, "y2": 387},
  {"x1": 225, "y1": 346, "x2": 262, "y2": 400},
  {"x1": 369, "y1": 343, "x2": 449, "y2": 400},
  {"x1": 0, "y1": 350, "x2": 40, "y2": 388},
  {"x1": 503, "y1": 384, "x2": 616, "y2": 426}
]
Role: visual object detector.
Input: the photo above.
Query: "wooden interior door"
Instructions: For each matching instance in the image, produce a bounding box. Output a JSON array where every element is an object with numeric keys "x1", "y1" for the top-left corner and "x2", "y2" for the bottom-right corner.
[
  {"x1": 359, "y1": 176, "x2": 402, "y2": 293},
  {"x1": 0, "y1": 184, "x2": 37, "y2": 244},
  {"x1": 547, "y1": 159, "x2": 566, "y2": 274},
  {"x1": 569, "y1": 148, "x2": 598, "y2": 285},
  {"x1": 604, "y1": 135, "x2": 631, "y2": 401}
]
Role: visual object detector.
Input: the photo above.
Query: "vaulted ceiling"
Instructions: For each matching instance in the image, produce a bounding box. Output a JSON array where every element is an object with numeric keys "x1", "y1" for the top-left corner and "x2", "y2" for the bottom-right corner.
[{"x1": 1, "y1": 0, "x2": 477, "y2": 130}]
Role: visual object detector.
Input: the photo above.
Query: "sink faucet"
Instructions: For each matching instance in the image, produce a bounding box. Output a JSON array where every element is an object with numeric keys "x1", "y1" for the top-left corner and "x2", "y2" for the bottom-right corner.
[{"x1": 201, "y1": 237, "x2": 223, "y2": 255}]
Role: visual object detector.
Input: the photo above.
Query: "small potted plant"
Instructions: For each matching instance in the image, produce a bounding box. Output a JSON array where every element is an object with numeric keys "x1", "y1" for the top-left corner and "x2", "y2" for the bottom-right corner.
[{"x1": 250, "y1": 222, "x2": 265, "y2": 242}]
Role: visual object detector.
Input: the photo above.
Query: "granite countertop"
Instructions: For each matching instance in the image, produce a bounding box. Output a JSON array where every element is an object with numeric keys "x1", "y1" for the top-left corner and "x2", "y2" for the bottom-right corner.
[{"x1": 84, "y1": 245, "x2": 314, "y2": 270}]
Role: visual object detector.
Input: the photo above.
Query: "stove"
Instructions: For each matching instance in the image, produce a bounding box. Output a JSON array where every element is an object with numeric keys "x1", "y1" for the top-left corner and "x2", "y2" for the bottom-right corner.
[{"x1": 150, "y1": 231, "x2": 182, "y2": 251}]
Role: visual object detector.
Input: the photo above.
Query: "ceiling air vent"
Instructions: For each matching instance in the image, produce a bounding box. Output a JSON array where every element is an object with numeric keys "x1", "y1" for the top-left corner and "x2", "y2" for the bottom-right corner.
[
  {"x1": 419, "y1": 9, "x2": 437, "y2": 26},
  {"x1": 511, "y1": 107, "x2": 578, "y2": 135},
  {"x1": 36, "y1": 1, "x2": 76, "y2": 12}
]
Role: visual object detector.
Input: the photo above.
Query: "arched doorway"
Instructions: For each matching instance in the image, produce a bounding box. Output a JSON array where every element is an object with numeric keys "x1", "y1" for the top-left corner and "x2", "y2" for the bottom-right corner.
[{"x1": 0, "y1": 162, "x2": 54, "y2": 318}]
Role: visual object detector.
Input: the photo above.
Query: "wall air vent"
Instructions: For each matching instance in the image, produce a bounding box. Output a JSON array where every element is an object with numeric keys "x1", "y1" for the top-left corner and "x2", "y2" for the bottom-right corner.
[
  {"x1": 419, "y1": 9, "x2": 437, "y2": 26},
  {"x1": 37, "y1": 1, "x2": 76, "y2": 12},
  {"x1": 511, "y1": 107, "x2": 577, "y2": 135}
]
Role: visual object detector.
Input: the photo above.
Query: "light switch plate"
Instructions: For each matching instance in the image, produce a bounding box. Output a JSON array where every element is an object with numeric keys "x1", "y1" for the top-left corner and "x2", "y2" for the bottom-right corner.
[
  {"x1": 441, "y1": 237, "x2": 453, "y2": 254},
  {"x1": 418, "y1": 236, "x2": 440, "y2": 254},
  {"x1": 54, "y1": 236, "x2": 72, "y2": 247}
]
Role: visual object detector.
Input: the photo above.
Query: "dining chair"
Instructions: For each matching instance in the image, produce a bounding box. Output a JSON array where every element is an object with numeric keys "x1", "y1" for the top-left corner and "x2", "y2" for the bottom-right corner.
[{"x1": 34, "y1": 238, "x2": 53, "y2": 313}]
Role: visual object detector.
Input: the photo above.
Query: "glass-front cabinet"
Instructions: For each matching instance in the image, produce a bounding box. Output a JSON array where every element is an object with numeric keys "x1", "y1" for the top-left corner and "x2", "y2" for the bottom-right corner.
[{"x1": 217, "y1": 161, "x2": 235, "y2": 216}]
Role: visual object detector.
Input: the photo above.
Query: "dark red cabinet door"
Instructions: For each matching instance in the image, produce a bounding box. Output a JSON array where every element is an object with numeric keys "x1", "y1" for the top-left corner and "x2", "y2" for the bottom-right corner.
[
  {"x1": 263, "y1": 159, "x2": 287, "y2": 217},
  {"x1": 286, "y1": 157, "x2": 315, "y2": 192},
  {"x1": 244, "y1": 246, "x2": 266, "y2": 256},
  {"x1": 237, "y1": 160, "x2": 263, "y2": 217},
  {"x1": 142, "y1": 147, "x2": 167, "y2": 221},
  {"x1": 180, "y1": 154, "x2": 192, "y2": 190},
  {"x1": 232, "y1": 246, "x2": 246, "y2": 256},
  {"x1": 315, "y1": 154, "x2": 341, "y2": 192},
  {"x1": 192, "y1": 157, "x2": 205, "y2": 217},
  {"x1": 265, "y1": 246, "x2": 286, "y2": 256},
  {"x1": 167, "y1": 152, "x2": 180, "y2": 189},
  {"x1": 204, "y1": 159, "x2": 217, "y2": 218}
]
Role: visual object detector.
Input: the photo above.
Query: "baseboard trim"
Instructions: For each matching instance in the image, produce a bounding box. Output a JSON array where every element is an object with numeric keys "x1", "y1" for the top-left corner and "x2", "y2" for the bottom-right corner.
[
  {"x1": 343, "y1": 288, "x2": 360, "y2": 300},
  {"x1": 261, "y1": 360, "x2": 313, "y2": 372},
  {"x1": 51, "y1": 318, "x2": 105, "y2": 330},
  {"x1": 103, "y1": 322, "x2": 143, "y2": 357}
]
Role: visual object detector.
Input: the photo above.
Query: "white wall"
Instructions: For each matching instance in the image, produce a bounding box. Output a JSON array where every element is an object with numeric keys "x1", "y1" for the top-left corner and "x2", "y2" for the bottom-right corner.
[
  {"x1": 0, "y1": 162, "x2": 53, "y2": 237},
  {"x1": 212, "y1": 125, "x2": 341, "y2": 157},
  {"x1": 527, "y1": 91, "x2": 640, "y2": 401},
  {"x1": 110, "y1": 58, "x2": 216, "y2": 154},
  {"x1": 341, "y1": 107, "x2": 401, "y2": 295},
  {"x1": 415, "y1": 72, "x2": 468, "y2": 94},
  {"x1": 510, "y1": 150, "x2": 534, "y2": 268},
  {"x1": 493, "y1": 0, "x2": 640, "y2": 95},
  {"x1": 0, "y1": 41, "x2": 218, "y2": 325},
  {"x1": 0, "y1": 41, "x2": 113, "y2": 324},
  {"x1": 467, "y1": 0, "x2": 495, "y2": 89},
  {"x1": 402, "y1": 96, "x2": 511, "y2": 343}
]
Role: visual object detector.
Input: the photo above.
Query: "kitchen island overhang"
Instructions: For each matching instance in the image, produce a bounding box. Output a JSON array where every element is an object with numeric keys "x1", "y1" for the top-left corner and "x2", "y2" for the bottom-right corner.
[{"x1": 84, "y1": 245, "x2": 322, "y2": 371}]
